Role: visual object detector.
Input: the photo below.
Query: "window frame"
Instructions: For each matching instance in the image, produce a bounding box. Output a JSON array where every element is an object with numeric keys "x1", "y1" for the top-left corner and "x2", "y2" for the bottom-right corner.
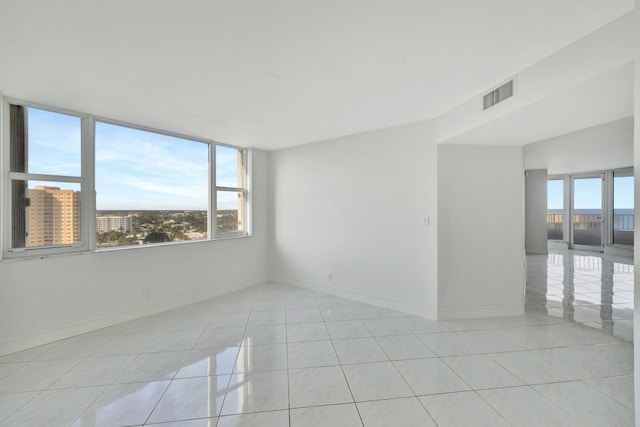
[
  {"x1": 2, "y1": 98, "x2": 94, "y2": 258},
  {"x1": 609, "y1": 167, "x2": 634, "y2": 249},
  {"x1": 546, "y1": 175, "x2": 566, "y2": 242},
  {"x1": 1, "y1": 96, "x2": 251, "y2": 260},
  {"x1": 214, "y1": 143, "x2": 250, "y2": 238},
  {"x1": 547, "y1": 168, "x2": 634, "y2": 252},
  {"x1": 94, "y1": 117, "x2": 216, "y2": 245}
]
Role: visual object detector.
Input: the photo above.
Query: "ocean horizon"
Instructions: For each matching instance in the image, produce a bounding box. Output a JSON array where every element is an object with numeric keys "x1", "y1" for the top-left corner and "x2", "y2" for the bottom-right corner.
[{"x1": 548, "y1": 208, "x2": 634, "y2": 215}]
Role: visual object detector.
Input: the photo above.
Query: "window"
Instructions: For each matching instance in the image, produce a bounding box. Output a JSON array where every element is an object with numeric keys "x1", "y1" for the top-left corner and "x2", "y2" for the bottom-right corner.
[
  {"x1": 2, "y1": 98, "x2": 250, "y2": 258},
  {"x1": 612, "y1": 169, "x2": 633, "y2": 246},
  {"x1": 572, "y1": 176, "x2": 603, "y2": 247},
  {"x1": 3, "y1": 104, "x2": 89, "y2": 255},
  {"x1": 95, "y1": 121, "x2": 209, "y2": 248},
  {"x1": 215, "y1": 145, "x2": 247, "y2": 235},
  {"x1": 546, "y1": 169, "x2": 634, "y2": 250},
  {"x1": 547, "y1": 178, "x2": 564, "y2": 240}
]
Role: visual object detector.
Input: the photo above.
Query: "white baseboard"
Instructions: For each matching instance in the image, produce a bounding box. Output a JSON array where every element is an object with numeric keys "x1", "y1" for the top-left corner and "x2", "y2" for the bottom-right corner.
[
  {"x1": 437, "y1": 303, "x2": 524, "y2": 320},
  {"x1": 0, "y1": 276, "x2": 266, "y2": 357},
  {"x1": 270, "y1": 276, "x2": 437, "y2": 319},
  {"x1": 526, "y1": 250, "x2": 548, "y2": 255},
  {"x1": 604, "y1": 245, "x2": 633, "y2": 258},
  {"x1": 548, "y1": 241, "x2": 569, "y2": 250}
]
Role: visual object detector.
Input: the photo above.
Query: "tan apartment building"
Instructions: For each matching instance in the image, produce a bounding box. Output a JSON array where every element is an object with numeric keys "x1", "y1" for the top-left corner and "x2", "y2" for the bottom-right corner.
[{"x1": 27, "y1": 186, "x2": 81, "y2": 247}]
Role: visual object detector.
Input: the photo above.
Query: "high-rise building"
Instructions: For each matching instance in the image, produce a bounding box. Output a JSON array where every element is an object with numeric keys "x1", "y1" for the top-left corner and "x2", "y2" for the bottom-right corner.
[
  {"x1": 96, "y1": 215, "x2": 133, "y2": 233},
  {"x1": 26, "y1": 186, "x2": 81, "y2": 247}
]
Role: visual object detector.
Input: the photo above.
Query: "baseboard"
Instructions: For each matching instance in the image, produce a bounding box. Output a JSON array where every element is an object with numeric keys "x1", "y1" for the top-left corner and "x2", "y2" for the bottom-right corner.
[
  {"x1": 0, "y1": 276, "x2": 266, "y2": 357},
  {"x1": 437, "y1": 303, "x2": 524, "y2": 320},
  {"x1": 604, "y1": 245, "x2": 633, "y2": 258},
  {"x1": 526, "y1": 250, "x2": 548, "y2": 255},
  {"x1": 548, "y1": 241, "x2": 569, "y2": 250},
  {"x1": 270, "y1": 276, "x2": 437, "y2": 319}
]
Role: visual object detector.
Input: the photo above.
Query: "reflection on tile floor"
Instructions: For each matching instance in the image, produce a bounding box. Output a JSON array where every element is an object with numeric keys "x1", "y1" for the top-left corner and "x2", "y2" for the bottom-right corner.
[{"x1": 0, "y1": 250, "x2": 634, "y2": 426}]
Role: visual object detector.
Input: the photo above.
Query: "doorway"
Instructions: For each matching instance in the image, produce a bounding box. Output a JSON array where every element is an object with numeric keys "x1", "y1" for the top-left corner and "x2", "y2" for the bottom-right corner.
[{"x1": 547, "y1": 168, "x2": 634, "y2": 252}]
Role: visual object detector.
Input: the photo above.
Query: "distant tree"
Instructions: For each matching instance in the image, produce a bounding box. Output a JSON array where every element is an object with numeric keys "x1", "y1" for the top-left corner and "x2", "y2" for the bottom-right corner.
[
  {"x1": 217, "y1": 210, "x2": 238, "y2": 232},
  {"x1": 117, "y1": 235, "x2": 136, "y2": 246},
  {"x1": 144, "y1": 230, "x2": 171, "y2": 243},
  {"x1": 182, "y1": 211, "x2": 207, "y2": 232},
  {"x1": 170, "y1": 226, "x2": 188, "y2": 241},
  {"x1": 97, "y1": 230, "x2": 126, "y2": 244}
]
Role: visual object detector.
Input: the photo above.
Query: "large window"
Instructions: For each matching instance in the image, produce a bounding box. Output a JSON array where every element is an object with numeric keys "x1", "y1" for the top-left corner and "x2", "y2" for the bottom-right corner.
[
  {"x1": 2, "y1": 98, "x2": 250, "y2": 258},
  {"x1": 95, "y1": 122, "x2": 209, "y2": 248},
  {"x1": 546, "y1": 169, "x2": 634, "y2": 250}
]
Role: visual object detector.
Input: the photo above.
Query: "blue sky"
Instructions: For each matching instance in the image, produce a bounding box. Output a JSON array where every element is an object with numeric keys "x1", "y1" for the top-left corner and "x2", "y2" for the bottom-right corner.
[
  {"x1": 548, "y1": 177, "x2": 634, "y2": 210},
  {"x1": 28, "y1": 108, "x2": 240, "y2": 210},
  {"x1": 547, "y1": 179, "x2": 564, "y2": 209},
  {"x1": 27, "y1": 109, "x2": 81, "y2": 176},
  {"x1": 613, "y1": 176, "x2": 634, "y2": 209},
  {"x1": 26, "y1": 108, "x2": 635, "y2": 212}
]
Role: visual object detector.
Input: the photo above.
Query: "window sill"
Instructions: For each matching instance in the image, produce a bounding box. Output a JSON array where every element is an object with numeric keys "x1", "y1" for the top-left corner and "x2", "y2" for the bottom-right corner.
[
  {"x1": 1, "y1": 233, "x2": 252, "y2": 262},
  {"x1": 95, "y1": 233, "x2": 251, "y2": 253}
]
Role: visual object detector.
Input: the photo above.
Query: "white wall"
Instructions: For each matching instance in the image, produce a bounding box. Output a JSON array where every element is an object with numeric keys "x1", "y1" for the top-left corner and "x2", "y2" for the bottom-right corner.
[
  {"x1": 437, "y1": 144, "x2": 525, "y2": 319},
  {"x1": 524, "y1": 117, "x2": 634, "y2": 174},
  {"x1": 269, "y1": 120, "x2": 438, "y2": 317},
  {"x1": 0, "y1": 149, "x2": 270, "y2": 355},
  {"x1": 525, "y1": 169, "x2": 548, "y2": 255}
]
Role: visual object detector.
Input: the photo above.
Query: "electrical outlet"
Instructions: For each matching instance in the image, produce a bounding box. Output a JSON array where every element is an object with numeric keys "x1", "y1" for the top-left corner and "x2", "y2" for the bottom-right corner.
[{"x1": 143, "y1": 288, "x2": 151, "y2": 298}]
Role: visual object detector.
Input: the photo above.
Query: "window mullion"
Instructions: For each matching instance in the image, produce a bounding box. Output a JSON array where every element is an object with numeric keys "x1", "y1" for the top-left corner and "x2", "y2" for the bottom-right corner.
[
  {"x1": 215, "y1": 186, "x2": 245, "y2": 193},
  {"x1": 83, "y1": 115, "x2": 95, "y2": 250},
  {"x1": 245, "y1": 149, "x2": 251, "y2": 236},
  {"x1": 209, "y1": 143, "x2": 215, "y2": 239},
  {"x1": 7, "y1": 172, "x2": 83, "y2": 183}
]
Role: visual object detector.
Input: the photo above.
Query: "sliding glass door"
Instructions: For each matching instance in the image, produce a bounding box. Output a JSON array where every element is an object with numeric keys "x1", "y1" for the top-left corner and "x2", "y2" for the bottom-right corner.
[
  {"x1": 572, "y1": 175, "x2": 604, "y2": 248},
  {"x1": 547, "y1": 169, "x2": 633, "y2": 251},
  {"x1": 612, "y1": 169, "x2": 634, "y2": 246}
]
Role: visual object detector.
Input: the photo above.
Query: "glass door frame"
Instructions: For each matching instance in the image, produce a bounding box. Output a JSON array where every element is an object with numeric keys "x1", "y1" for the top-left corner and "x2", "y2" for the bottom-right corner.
[
  {"x1": 547, "y1": 168, "x2": 634, "y2": 253},
  {"x1": 547, "y1": 175, "x2": 570, "y2": 242},
  {"x1": 608, "y1": 167, "x2": 634, "y2": 249},
  {"x1": 570, "y1": 173, "x2": 605, "y2": 252}
]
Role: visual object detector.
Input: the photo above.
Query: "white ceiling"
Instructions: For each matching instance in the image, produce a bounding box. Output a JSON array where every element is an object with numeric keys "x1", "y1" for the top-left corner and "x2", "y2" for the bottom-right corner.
[{"x1": 0, "y1": 0, "x2": 634, "y2": 150}]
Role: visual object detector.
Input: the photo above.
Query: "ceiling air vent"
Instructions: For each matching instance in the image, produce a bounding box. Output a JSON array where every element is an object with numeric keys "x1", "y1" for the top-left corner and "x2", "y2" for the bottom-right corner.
[{"x1": 483, "y1": 79, "x2": 514, "y2": 110}]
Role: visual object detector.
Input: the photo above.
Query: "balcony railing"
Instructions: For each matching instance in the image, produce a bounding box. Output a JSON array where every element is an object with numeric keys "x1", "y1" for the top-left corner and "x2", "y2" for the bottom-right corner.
[
  {"x1": 546, "y1": 212, "x2": 634, "y2": 246},
  {"x1": 546, "y1": 213, "x2": 634, "y2": 231},
  {"x1": 613, "y1": 213, "x2": 634, "y2": 231}
]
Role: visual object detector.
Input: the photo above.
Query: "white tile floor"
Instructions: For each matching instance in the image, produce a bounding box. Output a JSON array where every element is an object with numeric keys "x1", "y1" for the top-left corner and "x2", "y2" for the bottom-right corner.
[{"x1": 0, "y1": 249, "x2": 634, "y2": 426}]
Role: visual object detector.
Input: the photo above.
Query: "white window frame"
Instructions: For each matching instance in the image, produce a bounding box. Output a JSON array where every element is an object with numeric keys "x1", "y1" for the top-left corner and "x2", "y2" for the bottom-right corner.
[
  {"x1": 546, "y1": 175, "x2": 567, "y2": 242},
  {"x1": 609, "y1": 167, "x2": 634, "y2": 249},
  {"x1": 94, "y1": 117, "x2": 215, "y2": 246},
  {"x1": 1, "y1": 97, "x2": 94, "y2": 259},
  {"x1": 213, "y1": 143, "x2": 250, "y2": 238},
  {"x1": 1, "y1": 95, "x2": 251, "y2": 260},
  {"x1": 547, "y1": 168, "x2": 634, "y2": 253}
]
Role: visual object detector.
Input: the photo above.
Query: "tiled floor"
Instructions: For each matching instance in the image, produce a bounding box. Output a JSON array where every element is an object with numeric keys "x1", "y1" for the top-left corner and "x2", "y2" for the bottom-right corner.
[{"x1": 0, "y1": 249, "x2": 634, "y2": 426}]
